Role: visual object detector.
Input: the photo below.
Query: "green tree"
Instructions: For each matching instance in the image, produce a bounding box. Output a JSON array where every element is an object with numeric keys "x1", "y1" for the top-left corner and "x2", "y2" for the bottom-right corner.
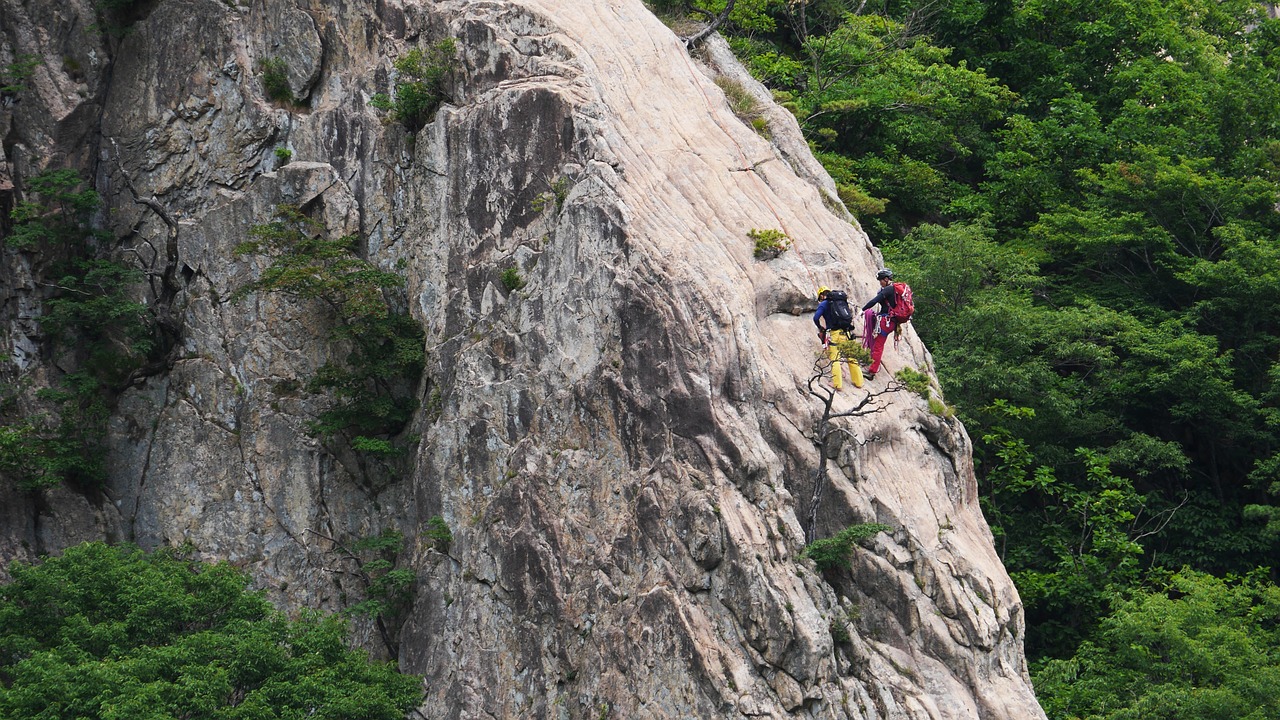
[
  {"x1": 0, "y1": 55, "x2": 40, "y2": 97},
  {"x1": 0, "y1": 542, "x2": 423, "y2": 719},
  {"x1": 732, "y1": 11, "x2": 1015, "y2": 235},
  {"x1": 7, "y1": 169, "x2": 103, "y2": 255},
  {"x1": 1034, "y1": 569, "x2": 1280, "y2": 720},
  {"x1": 2, "y1": 170, "x2": 154, "y2": 490},
  {"x1": 369, "y1": 40, "x2": 457, "y2": 132},
  {"x1": 803, "y1": 523, "x2": 891, "y2": 571},
  {"x1": 234, "y1": 205, "x2": 425, "y2": 456},
  {"x1": 331, "y1": 529, "x2": 417, "y2": 657}
]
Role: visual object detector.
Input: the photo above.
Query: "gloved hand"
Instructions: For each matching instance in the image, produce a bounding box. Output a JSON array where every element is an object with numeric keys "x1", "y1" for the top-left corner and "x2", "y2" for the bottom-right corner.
[{"x1": 817, "y1": 329, "x2": 827, "y2": 343}]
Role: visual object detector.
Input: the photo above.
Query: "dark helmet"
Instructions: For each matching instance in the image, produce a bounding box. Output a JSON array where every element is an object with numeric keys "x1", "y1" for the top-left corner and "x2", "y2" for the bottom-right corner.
[{"x1": 876, "y1": 268, "x2": 894, "y2": 280}]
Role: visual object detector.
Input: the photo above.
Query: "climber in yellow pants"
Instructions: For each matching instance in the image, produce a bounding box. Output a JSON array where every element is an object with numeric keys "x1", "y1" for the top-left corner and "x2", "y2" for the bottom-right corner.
[
  {"x1": 824, "y1": 329, "x2": 864, "y2": 390},
  {"x1": 814, "y1": 286, "x2": 864, "y2": 390}
]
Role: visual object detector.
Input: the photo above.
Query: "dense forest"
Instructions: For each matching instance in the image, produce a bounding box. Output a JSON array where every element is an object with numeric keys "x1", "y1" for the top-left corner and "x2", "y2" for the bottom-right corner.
[{"x1": 664, "y1": 0, "x2": 1280, "y2": 715}]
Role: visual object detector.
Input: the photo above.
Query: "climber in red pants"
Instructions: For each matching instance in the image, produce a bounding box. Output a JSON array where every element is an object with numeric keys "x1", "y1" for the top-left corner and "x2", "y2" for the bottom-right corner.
[{"x1": 861, "y1": 268, "x2": 908, "y2": 381}]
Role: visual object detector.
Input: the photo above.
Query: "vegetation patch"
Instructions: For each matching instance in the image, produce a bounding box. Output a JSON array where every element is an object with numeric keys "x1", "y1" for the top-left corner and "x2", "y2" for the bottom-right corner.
[
  {"x1": 829, "y1": 617, "x2": 851, "y2": 644},
  {"x1": 234, "y1": 205, "x2": 425, "y2": 458},
  {"x1": 1034, "y1": 569, "x2": 1280, "y2": 719},
  {"x1": 370, "y1": 39, "x2": 457, "y2": 132},
  {"x1": 532, "y1": 176, "x2": 570, "y2": 214},
  {"x1": 893, "y1": 367, "x2": 931, "y2": 399},
  {"x1": 714, "y1": 75, "x2": 768, "y2": 137},
  {"x1": 259, "y1": 57, "x2": 294, "y2": 104},
  {"x1": 927, "y1": 396, "x2": 956, "y2": 417},
  {"x1": 1, "y1": 170, "x2": 156, "y2": 490},
  {"x1": 804, "y1": 523, "x2": 891, "y2": 572},
  {"x1": 500, "y1": 266, "x2": 526, "y2": 292},
  {"x1": 830, "y1": 335, "x2": 870, "y2": 366},
  {"x1": 0, "y1": 542, "x2": 423, "y2": 718},
  {"x1": 346, "y1": 530, "x2": 416, "y2": 628},
  {"x1": 424, "y1": 515, "x2": 453, "y2": 553},
  {"x1": 0, "y1": 55, "x2": 39, "y2": 97},
  {"x1": 748, "y1": 227, "x2": 791, "y2": 260}
]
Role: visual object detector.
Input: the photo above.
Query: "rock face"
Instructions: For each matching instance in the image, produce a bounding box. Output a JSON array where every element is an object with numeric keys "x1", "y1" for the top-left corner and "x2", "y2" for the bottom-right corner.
[{"x1": 0, "y1": 0, "x2": 1046, "y2": 718}]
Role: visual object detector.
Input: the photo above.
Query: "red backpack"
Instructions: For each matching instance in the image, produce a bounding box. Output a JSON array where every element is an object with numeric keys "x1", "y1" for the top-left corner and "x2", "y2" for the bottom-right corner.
[{"x1": 890, "y1": 282, "x2": 914, "y2": 323}]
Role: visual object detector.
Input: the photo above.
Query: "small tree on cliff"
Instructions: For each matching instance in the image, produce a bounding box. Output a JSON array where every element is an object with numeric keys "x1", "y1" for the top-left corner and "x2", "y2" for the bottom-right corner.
[
  {"x1": 0, "y1": 166, "x2": 163, "y2": 491},
  {"x1": 370, "y1": 39, "x2": 458, "y2": 132},
  {"x1": 303, "y1": 521, "x2": 451, "y2": 659},
  {"x1": 803, "y1": 346, "x2": 904, "y2": 544},
  {"x1": 233, "y1": 204, "x2": 425, "y2": 460}
]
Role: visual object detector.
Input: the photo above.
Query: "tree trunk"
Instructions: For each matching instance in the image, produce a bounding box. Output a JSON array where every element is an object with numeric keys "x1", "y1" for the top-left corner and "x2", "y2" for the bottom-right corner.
[{"x1": 684, "y1": 0, "x2": 736, "y2": 49}]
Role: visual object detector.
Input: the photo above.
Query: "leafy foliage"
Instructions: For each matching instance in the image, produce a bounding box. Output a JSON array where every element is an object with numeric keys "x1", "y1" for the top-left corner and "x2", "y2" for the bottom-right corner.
[
  {"x1": 234, "y1": 205, "x2": 425, "y2": 455},
  {"x1": 369, "y1": 39, "x2": 457, "y2": 132},
  {"x1": 500, "y1": 266, "x2": 526, "y2": 292},
  {"x1": 423, "y1": 515, "x2": 452, "y2": 553},
  {"x1": 732, "y1": 10, "x2": 1014, "y2": 237},
  {"x1": 893, "y1": 366, "x2": 931, "y2": 398},
  {"x1": 829, "y1": 334, "x2": 869, "y2": 365},
  {"x1": 531, "y1": 177, "x2": 570, "y2": 214},
  {"x1": 0, "y1": 542, "x2": 423, "y2": 719},
  {"x1": 1034, "y1": 569, "x2": 1280, "y2": 720},
  {"x1": 0, "y1": 55, "x2": 40, "y2": 97},
  {"x1": 347, "y1": 531, "x2": 415, "y2": 625},
  {"x1": 0, "y1": 364, "x2": 105, "y2": 493},
  {"x1": 259, "y1": 57, "x2": 294, "y2": 104},
  {"x1": 648, "y1": 0, "x2": 778, "y2": 34},
  {"x1": 7, "y1": 169, "x2": 102, "y2": 253},
  {"x1": 1, "y1": 170, "x2": 154, "y2": 490},
  {"x1": 42, "y1": 260, "x2": 152, "y2": 377},
  {"x1": 748, "y1": 227, "x2": 792, "y2": 259},
  {"x1": 0, "y1": 373, "x2": 115, "y2": 490},
  {"x1": 803, "y1": 523, "x2": 891, "y2": 571}
]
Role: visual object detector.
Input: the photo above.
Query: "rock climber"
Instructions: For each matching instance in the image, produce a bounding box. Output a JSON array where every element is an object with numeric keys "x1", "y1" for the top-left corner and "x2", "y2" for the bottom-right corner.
[
  {"x1": 813, "y1": 286, "x2": 863, "y2": 390},
  {"x1": 862, "y1": 268, "x2": 901, "y2": 381}
]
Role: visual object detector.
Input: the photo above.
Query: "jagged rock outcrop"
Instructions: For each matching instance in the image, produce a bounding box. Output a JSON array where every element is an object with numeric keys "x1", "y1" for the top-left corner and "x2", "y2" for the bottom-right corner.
[{"x1": 1, "y1": 0, "x2": 1046, "y2": 717}]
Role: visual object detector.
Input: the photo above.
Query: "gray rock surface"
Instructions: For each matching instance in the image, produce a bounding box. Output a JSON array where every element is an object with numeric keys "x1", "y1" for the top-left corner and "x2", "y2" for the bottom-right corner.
[{"x1": 0, "y1": 0, "x2": 1046, "y2": 717}]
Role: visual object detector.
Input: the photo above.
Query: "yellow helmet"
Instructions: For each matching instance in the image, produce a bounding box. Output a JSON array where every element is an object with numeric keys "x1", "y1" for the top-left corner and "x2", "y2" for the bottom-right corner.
[{"x1": 817, "y1": 285, "x2": 830, "y2": 300}]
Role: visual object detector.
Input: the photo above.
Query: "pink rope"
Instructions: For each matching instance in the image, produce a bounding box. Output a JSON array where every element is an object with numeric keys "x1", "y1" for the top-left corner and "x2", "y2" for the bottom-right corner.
[{"x1": 862, "y1": 308, "x2": 876, "y2": 348}]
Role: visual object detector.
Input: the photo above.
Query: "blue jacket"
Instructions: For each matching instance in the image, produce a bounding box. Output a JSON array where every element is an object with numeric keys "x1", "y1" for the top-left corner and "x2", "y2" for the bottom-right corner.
[{"x1": 812, "y1": 300, "x2": 830, "y2": 329}]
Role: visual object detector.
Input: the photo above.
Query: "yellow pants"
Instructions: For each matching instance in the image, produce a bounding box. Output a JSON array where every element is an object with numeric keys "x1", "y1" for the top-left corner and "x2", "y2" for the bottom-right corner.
[{"x1": 827, "y1": 329, "x2": 864, "y2": 390}]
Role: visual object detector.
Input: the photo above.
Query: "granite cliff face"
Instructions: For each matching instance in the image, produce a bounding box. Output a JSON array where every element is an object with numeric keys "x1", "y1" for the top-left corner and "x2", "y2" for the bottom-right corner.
[{"x1": 0, "y1": 0, "x2": 1046, "y2": 717}]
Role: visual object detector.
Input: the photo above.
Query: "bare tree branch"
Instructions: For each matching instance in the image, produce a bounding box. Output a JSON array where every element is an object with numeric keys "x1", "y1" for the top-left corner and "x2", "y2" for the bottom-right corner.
[
  {"x1": 1131, "y1": 491, "x2": 1189, "y2": 544},
  {"x1": 110, "y1": 138, "x2": 188, "y2": 391},
  {"x1": 804, "y1": 353, "x2": 903, "y2": 542},
  {"x1": 111, "y1": 138, "x2": 181, "y2": 309},
  {"x1": 684, "y1": 0, "x2": 736, "y2": 49}
]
